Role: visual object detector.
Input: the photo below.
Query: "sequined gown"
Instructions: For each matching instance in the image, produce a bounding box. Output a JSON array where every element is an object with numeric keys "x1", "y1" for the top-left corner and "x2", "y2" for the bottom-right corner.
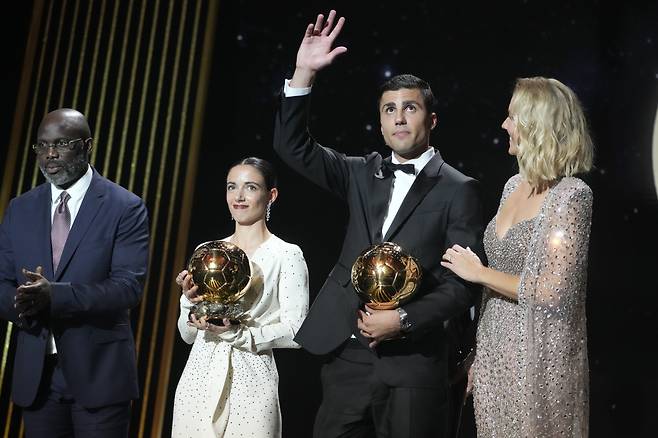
[
  {"x1": 172, "y1": 235, "x2": 309, "y2": 437},
  {"x1": 473, "y1": 175, "x2": 592, "y2": 437}
]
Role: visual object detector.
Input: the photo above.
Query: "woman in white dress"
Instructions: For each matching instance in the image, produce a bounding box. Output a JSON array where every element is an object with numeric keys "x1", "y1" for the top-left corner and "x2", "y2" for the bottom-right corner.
[{"x1": 172, "y1": 157, "x2": 309, "y2": 437}]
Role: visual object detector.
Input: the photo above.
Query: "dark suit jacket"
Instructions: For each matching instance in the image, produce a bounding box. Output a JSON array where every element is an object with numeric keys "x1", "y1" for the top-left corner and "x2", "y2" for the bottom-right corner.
[
  {"x1": 274, "y1": 93, "x2": 484, "y2": 389},
  {"x1": 0, "y1": 170, "x2": 149, "y2": 408}
]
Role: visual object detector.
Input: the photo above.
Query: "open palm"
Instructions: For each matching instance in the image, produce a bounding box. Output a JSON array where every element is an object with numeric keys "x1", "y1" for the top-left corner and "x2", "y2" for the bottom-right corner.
[{"x1": 295, "y1": 10, "x2": 347, "y2": 73}]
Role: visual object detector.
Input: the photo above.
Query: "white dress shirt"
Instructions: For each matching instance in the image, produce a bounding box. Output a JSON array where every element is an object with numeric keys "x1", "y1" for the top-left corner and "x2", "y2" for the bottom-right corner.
[
  {"x1": 47, "y1": 165, "x2": 93, "y2": 353},
  {"x1": 381, "y1": 147, "x2": 435, "y2": 237}
]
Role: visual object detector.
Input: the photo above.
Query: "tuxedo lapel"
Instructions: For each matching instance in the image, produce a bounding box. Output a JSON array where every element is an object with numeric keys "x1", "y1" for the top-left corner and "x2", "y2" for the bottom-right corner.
[
  {"x1": 367, "y1": 156, "x2": 394, "y2": 243},
  {"x1": 54, "y1": 173, "x2": 105, "y2": 280},
  {"x1": 383, "y1": 153, "x2": 445, "y2": 242}
]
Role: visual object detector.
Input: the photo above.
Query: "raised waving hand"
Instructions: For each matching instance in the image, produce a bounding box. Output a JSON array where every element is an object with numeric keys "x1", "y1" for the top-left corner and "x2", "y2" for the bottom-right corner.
[{"x1": 290, "y1": 10, "x2": 347, "y2": 88}]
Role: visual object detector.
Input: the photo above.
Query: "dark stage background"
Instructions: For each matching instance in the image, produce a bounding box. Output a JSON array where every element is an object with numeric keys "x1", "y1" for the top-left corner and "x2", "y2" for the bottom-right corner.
[{"x1": 1, "y1": 0, "x2": 657, "y2": 437}]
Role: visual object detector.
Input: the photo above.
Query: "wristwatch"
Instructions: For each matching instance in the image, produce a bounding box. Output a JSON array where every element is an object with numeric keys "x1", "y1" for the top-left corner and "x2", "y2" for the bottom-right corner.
[{"x1": 397, "y1": 307, "x2": 412, "y2": 333}]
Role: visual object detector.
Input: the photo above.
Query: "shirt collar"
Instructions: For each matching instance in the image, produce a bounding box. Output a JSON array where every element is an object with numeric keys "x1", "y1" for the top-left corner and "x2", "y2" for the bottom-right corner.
[
  {"x1": 390, "y1": 147, "x2": 436, "y2": 175},
  {"x1": 51, "y1": 165, "x2": 93, "y2": 204}
]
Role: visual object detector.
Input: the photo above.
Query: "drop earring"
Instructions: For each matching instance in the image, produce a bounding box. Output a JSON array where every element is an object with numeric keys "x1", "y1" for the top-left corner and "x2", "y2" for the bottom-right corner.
[{"x1": 266, "y1": 201, "x2": 272, "y2": 222}]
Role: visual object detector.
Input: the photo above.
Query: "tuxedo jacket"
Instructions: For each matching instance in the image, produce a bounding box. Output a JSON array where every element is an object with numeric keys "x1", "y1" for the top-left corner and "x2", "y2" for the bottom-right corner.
[
  {"x1": 0, "y1": 170, "x2": 149, "y2": 408},
  {"x1": 274, "y1": 93, "x2": 485, "y2": 389}
]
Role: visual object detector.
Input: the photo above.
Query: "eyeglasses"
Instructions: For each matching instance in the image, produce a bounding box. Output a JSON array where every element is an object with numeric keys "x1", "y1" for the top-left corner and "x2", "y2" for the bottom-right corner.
[{"x1": 32, "y1": 137, "x2": 89, "y2": 154}]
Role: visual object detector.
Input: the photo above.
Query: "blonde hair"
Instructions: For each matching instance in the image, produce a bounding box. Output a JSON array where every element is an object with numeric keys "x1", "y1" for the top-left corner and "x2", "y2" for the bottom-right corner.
[{"x1": 510, "y1": 77, "x2": 593, "y2": 190}]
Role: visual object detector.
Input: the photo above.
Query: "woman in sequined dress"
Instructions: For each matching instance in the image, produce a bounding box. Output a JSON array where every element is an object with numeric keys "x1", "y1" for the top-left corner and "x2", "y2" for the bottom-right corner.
[
  {"x1": 171, "y1": 157, "x2": 309, "y2": 437},
  {"x1": 442, "y1": 77, "x2": 593, "y2": 437}
]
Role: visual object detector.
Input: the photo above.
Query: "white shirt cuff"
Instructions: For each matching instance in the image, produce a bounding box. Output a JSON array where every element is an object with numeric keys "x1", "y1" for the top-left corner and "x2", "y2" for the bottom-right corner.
[{"x1": 284, "y1": 79, "x2": 312, "y2": 97}]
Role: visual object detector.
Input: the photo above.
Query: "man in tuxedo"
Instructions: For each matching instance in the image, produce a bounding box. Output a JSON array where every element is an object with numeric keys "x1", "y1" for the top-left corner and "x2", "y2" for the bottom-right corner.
[
  {"x1": 0, "y1": 108, "x2": 149, "y2": 437},
  {"x1": 274, "y1": 10, "x2": 484, "y2": 438}
]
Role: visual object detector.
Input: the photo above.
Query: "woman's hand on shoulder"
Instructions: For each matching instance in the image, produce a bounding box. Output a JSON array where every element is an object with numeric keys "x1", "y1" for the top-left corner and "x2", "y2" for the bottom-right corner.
[{"x1": 441, "y1": 245, "x2": 484, "y2": 284}]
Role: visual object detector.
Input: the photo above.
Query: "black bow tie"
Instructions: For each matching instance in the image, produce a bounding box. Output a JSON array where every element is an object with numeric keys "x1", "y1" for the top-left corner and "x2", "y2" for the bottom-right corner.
[{"x1": 382, "y1": 161, "x2": 416, "y2": 176}]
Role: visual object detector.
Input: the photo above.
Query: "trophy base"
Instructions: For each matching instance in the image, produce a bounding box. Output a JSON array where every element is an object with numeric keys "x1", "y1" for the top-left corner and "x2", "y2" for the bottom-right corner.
[
  {"x1": 189, "y1": 301, "x2": 246, "y2": 325},
  {"x1": 207, "y1": 317, "x2": 240, "y2": 326},
  {"x1": 364, "y1": 301, "x2": 399, "y2": 310}
]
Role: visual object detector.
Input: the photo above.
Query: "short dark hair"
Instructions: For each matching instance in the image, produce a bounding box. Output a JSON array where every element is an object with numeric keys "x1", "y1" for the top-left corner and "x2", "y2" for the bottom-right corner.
[
  {"x1": 379, "y1": 74, "x2": 437, "y2": 111},
  {"x1": 231, "y1": 156, "x2": 278, "y2": 190}
]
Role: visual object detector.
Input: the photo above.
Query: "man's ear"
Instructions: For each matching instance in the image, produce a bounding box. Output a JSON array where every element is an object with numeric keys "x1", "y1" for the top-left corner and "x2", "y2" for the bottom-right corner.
[{"x1": 430, "y1": 113, "x2": 438, "y2": 130}]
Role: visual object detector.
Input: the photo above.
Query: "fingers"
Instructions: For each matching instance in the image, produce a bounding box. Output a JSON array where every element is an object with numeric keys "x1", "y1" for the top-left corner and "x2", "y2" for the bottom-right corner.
[
  {"x1": 188, "y1": 314, "x2": 207, "y2": 330},
  {"x1": 313, "y1": 13, "x2": 324, "y2": 33},
  {"x1": 328, "y1": 47, "x2": 348, "y2": 62},
  {"x1": 22, "y1": 269, "x2": 44, "y2": 282},
  {"x1": 175, "y1": 270, "x2": 188, "y2": 286},
  {"x1": 17, "y1": 283, "x2": 40, "y2": 294},
  {"x1": 185, "y1": 284, "x2": 199, "y2": 296},
  {"x1": 444, "y1": 245, "x2": 481, "y2": 265},
  {"x1": 303, "y1": 22, "x2": 315, "y2": 38},
  {"x1": 20, "y1": 305, "x2": 40, "y2": 318},
  {"x1": 188, "y1": 293, "x2": 203, "y2": 304},
  {"x1": 14, "y1": 291, "x2": 33, "y2": 303},
  {"x1": 205, "y1": 318, "x2": 235, "y2": 333},
  {"x1": 182, "y1": 275, "x2": 198, "y2": 298},
  {"x1": 328, "y1": 16, "x2": 346, "y2": 39},
  {"x1": 357, "y1": 313, "x2": 371, "y2": 338},
  {"x1": 321, "y1": 10, "x2": 336, "y2": 35},
  {"x1": 442, "y1": 247, "x2": 458, "y2": 263},
  {"x1": 14, "y1": 300, "x2": 30, "y2": 314},
  {"x1": 357, "y1": 312, "x2": 367, "y2": 328},
  {"x1": 190, "y1": 315, "x2": 234, "y2": 333},
  {"x1": 14, "y1": 292, "x2": 43, "y2": 317},
  {"x1": 310, "y1": 11, "x2": 345, "y2": 41},
  {"x1": 184, "y1": 285, "x2": 201, "y2": 302},
  {"x1": 357, "y1": 310, "x2": 377, "y2": 339}
]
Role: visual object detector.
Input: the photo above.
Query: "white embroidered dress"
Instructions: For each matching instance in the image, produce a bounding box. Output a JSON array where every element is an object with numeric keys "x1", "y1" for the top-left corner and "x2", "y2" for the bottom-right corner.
[{"x1": 172, "y1": 235, "x2": 309, "y2": 437}]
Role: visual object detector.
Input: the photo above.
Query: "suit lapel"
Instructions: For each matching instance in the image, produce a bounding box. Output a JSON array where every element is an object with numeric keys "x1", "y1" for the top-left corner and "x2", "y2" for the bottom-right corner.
[
  {"x1": 383, "y1": 152, "x2": 445, "y2": 242},
  {"x1": 366, "y1": 156, "x2": 394, "y2": 243},
  {"x1": 54, "y1": 172, "x2": 105, "y2": 280},
  {"x1": 36, "y1": 185, "x2": 55, "y2": 280}
]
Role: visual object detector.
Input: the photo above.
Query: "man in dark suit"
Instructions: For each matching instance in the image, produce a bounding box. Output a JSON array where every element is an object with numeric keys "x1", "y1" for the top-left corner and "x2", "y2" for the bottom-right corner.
[
  {"x1": 274, "y1": 10, "x2": 484, "y2": 438},
  {"x1": 0, "y1": 108, "x2": 149, "y2": 437}
]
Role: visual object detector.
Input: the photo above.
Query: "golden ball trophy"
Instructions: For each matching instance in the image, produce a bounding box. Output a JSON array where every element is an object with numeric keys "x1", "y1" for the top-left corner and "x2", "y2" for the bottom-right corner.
[
  {"x1": 187, "y1": 240, "x2": 254, "y2": 324},
  {"x1": 351, "y1": 242, "x2": 422, "y2": 309}
]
